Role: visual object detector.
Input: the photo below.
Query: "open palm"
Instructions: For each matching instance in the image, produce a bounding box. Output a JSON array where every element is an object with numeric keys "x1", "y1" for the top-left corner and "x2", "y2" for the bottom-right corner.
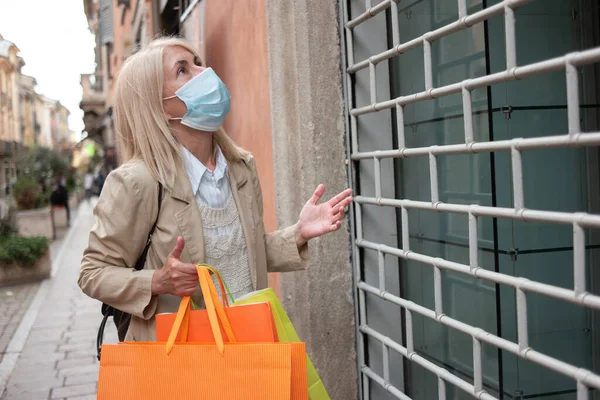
[{"x1": 296, "y1": 185, "x2": 353, "y2": 246}]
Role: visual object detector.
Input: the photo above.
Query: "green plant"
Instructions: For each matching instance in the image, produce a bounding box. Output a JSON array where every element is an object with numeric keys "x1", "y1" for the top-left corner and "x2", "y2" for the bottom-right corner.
[
  {"x1": 12, "y1": 177, "x2": 41, "y2": 210},
  {"x1": 16, "y1": 146, "x2": 71, "y2": 182},
  {"x1": 0, "y1": 235, "x2": 49, "y2": 267},
  {"x1": 36, "y1": 190, "x2": 50, "y2": 208}
]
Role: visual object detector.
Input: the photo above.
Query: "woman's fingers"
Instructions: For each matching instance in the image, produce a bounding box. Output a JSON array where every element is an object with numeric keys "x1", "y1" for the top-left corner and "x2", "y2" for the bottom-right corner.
[
  {"x1": 171, "y1": 261, "x2": 198, "y2": 275},
  {"x1": 329, "y1": 221, "x2": 341, "y2": 231},
  {"x1": 327, "y1": 188, "x2": 353, "y2": 207},
  {"x1": 308, "y1": 184, "x2": 326, "y2": 205}
]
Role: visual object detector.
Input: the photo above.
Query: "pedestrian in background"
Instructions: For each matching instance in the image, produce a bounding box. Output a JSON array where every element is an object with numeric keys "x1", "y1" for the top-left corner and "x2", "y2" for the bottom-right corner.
[
  {"x1": 83, "y1": 168, "x2": 94, "y2": 202},
  {"x1": 50, "y1": 176, "x2": 70, "y2": 227},
  {"x1": 78, "y1": 37, "x2": 353, "y2": 344},
  {"x1": 95, "y1": 171, "x2": 105, "y2": 195}
]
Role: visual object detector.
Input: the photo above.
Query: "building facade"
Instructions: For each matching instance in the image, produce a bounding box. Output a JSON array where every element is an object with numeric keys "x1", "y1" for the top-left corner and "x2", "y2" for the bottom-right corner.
[
  {"x1": 0, "y1": 34, "x2": 23, "y2": 195},
  {"x1": 35, "y1": 94, "x2": 56, "y2": 149},
  {"x1": 81, "y1": 0, "x2": 156, "y2": 171},
  {"x1": 19, "y1": 74, "x2": 37, "y2": 147},
  {"x1": 0, "y1": 33, "x2": 75, "y2": 196},
  {"x1": 53, "y1": 102, "x2": 71, "y2": 150}
]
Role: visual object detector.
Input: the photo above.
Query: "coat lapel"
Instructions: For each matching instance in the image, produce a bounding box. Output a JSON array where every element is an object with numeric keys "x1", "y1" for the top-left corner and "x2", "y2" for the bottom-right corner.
[
  {"x1": 228, "y1": 161, "x2": 258, "y2": 289},
  {"x1": 171, "y1": 161, "x2": 205, "y2": 264}
]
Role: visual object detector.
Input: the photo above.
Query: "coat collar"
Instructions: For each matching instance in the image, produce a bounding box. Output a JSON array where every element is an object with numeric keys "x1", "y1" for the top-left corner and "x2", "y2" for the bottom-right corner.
[{"x1": 170, "y1": 157, "x2": 248, "y2": 204}]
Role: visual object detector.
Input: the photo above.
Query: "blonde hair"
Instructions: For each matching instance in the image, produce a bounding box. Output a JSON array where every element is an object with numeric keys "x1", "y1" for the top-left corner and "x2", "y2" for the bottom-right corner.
[{"x1": 113, "y1": 37, "x2": 248, "y2": 189}]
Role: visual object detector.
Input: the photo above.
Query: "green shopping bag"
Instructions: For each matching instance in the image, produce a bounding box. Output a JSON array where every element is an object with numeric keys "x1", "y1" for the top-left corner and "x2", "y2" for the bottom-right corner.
[{"x1": 236, "y1": 288, "x2": 330, "y2": 400}]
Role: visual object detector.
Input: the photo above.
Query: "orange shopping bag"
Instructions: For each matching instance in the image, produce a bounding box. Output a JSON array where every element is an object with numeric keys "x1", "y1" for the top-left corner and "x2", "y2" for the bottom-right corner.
[
  {"x1": 97, "y1": 265, "x2": 306, "y2": 400},
  {"x1": 155, "y1": 265, "x2": 278, "y2": 343}
]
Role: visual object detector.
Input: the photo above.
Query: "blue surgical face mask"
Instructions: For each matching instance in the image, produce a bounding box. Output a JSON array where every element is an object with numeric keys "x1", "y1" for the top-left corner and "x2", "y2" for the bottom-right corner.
[{"x1": 163, "y1": 67, "x2": 231, "y2": 132}]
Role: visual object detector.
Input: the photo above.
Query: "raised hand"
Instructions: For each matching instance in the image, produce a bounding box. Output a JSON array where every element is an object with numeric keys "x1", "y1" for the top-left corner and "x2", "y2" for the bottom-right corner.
[{"x1": 295, "y1": 185, "x2": 353, "y2": 247}]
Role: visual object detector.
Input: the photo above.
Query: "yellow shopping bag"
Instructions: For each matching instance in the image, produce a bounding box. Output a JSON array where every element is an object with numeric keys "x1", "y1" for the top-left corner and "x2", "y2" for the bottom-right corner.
[{"x1": 236, "y1": 288, "x2": 331, "y2": 400}]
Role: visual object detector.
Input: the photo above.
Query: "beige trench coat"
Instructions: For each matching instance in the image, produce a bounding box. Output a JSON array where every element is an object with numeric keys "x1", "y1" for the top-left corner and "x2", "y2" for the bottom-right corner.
[{"x1": 78, "y1": 155, "x2": 308, "y2": 341}]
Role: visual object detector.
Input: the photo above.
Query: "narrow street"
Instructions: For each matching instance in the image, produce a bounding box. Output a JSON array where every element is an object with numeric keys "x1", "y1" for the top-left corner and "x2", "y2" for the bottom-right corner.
[{"x1": 0, "y1": 201, "x2": 116, "y2": 400}]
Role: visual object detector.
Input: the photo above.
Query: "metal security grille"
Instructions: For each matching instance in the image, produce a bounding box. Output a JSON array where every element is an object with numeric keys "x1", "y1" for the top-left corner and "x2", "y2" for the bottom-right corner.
[{"x1": 341, "y1": 1, "x2": 600, "y2": 399}]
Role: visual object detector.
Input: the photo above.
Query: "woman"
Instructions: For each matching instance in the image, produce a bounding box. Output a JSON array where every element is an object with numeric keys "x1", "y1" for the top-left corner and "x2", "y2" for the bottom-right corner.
[{"x1": 78, "y1": 37, "x2": 353, "y2": 342}]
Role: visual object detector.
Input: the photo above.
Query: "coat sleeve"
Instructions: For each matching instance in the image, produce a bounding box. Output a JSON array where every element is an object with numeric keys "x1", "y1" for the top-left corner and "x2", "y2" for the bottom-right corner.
[
  {"x1": 248, "y1": 157, "x2": 309, "y2": 273},
  {"x1": 78, "y1": 167, "x2": 159, "y2": 319}
]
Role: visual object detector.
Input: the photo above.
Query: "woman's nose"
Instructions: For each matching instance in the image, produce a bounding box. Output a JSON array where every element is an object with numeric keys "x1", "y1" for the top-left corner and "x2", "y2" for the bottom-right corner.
[{"x1": 192, "y1": 65, "x2": 206, "y2": 77}]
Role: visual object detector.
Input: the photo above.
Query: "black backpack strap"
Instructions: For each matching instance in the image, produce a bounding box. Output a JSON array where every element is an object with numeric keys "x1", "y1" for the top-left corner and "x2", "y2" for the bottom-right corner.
[
  {"x1": 97, "y1": 183, "x2": 163, "y2": 361},
  {"x1": 135, "y1": 183, "x2": 163, "y2": 271}
]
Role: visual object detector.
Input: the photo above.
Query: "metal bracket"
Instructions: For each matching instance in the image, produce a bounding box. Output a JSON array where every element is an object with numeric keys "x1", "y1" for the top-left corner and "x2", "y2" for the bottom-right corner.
[
  {"x1": 508, "y1": 248, "x2": 519, "y2": 262},
  {"x1": 502, "y1": 106, "x2": 513, "y2": 119}
]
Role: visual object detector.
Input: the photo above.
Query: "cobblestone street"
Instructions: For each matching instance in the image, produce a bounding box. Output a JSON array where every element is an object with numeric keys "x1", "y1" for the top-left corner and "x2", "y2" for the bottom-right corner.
[
  {"x1": 0, "y1": 201, "x2": 116, "y2": 399},
  {"x1": 0, "y1": 209, "x2": 78, "y2": 365}
]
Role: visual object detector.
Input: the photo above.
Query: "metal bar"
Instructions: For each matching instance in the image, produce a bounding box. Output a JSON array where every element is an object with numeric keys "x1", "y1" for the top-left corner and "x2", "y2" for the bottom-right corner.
[
  {"x1": 382, "y1": 342, "x2": 390, "y2": 383},
  {"x1": 351, "y1": 115, "x2": 359, "y2": 154},
  {"x1": 463, "y1": 87, "x2": 474, "y2": 143},
  {"x1": 504, "y1": 4, "x2": 517, "y2": 69},
  {"x1": 360, "y1": 325, "x2": 497, "y2": 400},
  {"x1": 566, "y1": 61, "x2": 581, "y2": 135},
  {"x1": 391, "y1": 0, "x2": 400, "y2": 47},
  {"x1": 346, "y1": 0, "x2": 392, "y2": 29},
  {"x1": 573, "y1": 222, "x2": 586, "y2": 296},
  {"x1": 516, "y1": 288, "x2": 529, "y2": 351},
  {"x1": 473, "y1": 337, "x2": 483, "y2": 394},
  {"x1": 438, "y1": 376, "x2": 447, "y2": 400},
  {"x1": 374, "y1": 157, "x2": 382, "y2": 199},
  {"x1": 354, "y1": 196, "x2": 600, "y2": 229},
  {"x1": 577, "y1": 381, "x2": 589, "y2": 400},
  {"x1": 424, "y1": 39, "x2": 433, "y2": 91},
  {"x1": 344, "y1": 16, "x2": 358, "y2": 155},
  {"x1": 355, "y1": 239, "x2": 600, "y2": 310},
  {"x1": 405, "y1": 309, "x2": 414, "y2": 355},
  {"x1": 351, "y1": 132, "x2": 600, "y2": 161},
  {"x1": 340, "y1": 2, "x2": 364, "y2": 398},
  {"x1": 347, "y1": 0, "x2": 537, "y2": 73},
  {"x1": 401, "y1": 206, "x2": 410, "y2": 251},
  {"x1": 356, "y1": 202, "x2": 364, "y2": 241},
  {"x1": 434, "y1": 266, "x2": 443, "y2": 317},
  {"x1": 511, "y1": 147, "x2": 525, "y2": 209},
  {"x1": 457, "y1": 0, "x2": 467, "y2": 18},
  {"x1": 359, "y1": 281, "x2": 368, "y2": 323},
  {"x1": 396, "y1": 104, "x2": 406, "y2": 150},
  {"x1": 179, "y1": 0, "x2": 200, "y2": 23},
  {"x1": 358, "y1": 282, "x2": 600, "y2": 390},
  {"x1": 369, "y1": 62, "x2": 377, "y2": 104},
  {"x1": 429, "y1": 152, "x2": 439, "y2": 203},
  {"x1": 469, "y1": 212, "x2": 478, "y2": 272},
  {"x1": 362, "y1": 365, "x2": 412, "y2": 400},
  {"x1": 378, "y1": 250, "x2": 386, "y2": 293},
  {"x1": 350, "y1": 47, "x2": 600, "y2": 115}
]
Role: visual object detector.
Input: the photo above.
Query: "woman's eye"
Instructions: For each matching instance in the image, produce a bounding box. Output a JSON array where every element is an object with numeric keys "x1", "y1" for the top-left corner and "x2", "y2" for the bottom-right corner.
[
  {"x1": 177, "y1": 67, "x2": 186, "y2": 76},
  {"x1": 193, "y1": 57, "x2": 202, "y2": 67}
]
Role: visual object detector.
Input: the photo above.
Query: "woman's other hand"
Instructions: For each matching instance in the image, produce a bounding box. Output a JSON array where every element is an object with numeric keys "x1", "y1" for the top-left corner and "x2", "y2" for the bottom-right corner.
[
  {"x1": 295, "y1": 185, "x2": 353, "y2": 247},
  {"x1": 151, "y1": 237, "x2": 198, "y2": 296}
]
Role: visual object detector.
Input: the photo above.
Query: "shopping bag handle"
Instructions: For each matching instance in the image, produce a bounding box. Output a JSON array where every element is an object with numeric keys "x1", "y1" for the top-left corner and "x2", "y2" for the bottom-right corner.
[
  {"x1": 166, "y1": 265, "x2": 237, "y2": 355},
  {"x1": 201, "y1": 264, "x2": 235, "y2": 305},
  {"x1": 191, "y1": 264, "x2": 235, "y2": 310}
]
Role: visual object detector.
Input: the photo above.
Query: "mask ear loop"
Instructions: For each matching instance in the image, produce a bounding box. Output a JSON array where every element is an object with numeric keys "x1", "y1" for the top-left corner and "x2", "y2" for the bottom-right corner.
[{"x1": 163, "y1": 94, "x2": 183, "y2": 121}]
